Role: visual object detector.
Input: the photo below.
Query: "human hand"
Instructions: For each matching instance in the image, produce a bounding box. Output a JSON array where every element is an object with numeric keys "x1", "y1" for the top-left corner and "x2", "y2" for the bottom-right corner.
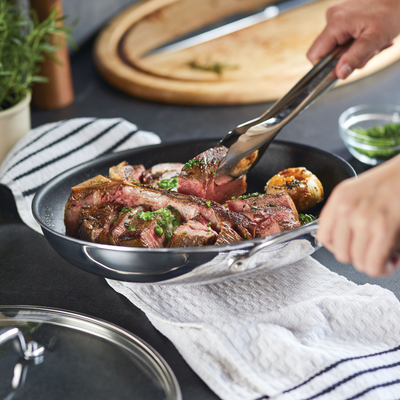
[
  {"x1": 317, "y1": 154, "x2": 400, "y2": 277},
  {"x1": 307, "y1": 0, "x2": 400, "y2": 79}
]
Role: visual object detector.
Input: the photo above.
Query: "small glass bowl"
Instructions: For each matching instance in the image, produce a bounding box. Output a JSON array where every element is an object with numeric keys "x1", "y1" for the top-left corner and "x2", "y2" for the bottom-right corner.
[{"x1": 339, "y1": 104, "x2": 400, "y2": 165}]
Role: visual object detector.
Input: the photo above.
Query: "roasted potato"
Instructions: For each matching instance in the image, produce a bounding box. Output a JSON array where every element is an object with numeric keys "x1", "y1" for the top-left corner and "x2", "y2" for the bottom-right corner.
[{"x1": 265, "y1": 167, "x2": 324, "y2": 212}]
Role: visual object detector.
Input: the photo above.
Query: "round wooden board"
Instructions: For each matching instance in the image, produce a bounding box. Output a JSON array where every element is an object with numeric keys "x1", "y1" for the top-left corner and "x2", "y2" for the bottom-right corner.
[{"x1": 93, "y1": 0, "x2": 400, "y2": 105}]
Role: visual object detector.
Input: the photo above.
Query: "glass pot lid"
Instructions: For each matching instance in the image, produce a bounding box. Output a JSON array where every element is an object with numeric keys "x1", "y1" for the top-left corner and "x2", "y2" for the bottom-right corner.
[{"x1": 0, "y1": 306, "x2": 181, "y2": 400}]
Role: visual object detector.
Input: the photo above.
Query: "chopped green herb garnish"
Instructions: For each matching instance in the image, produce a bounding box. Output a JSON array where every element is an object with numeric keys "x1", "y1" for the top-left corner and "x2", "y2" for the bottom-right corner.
[
  {"x1": 244, "y1": 233, "x2": 248, "y2": 239},
  {"x1": 211, "y1": 170, "x2": 216, "y2": 176},
  {"x1": 183, "y1": 231, "x2": 188, "y2": 235},
  {"x1": 112, "y1": 216, "x2": 117, "y2": 223},
  {"x1": 129, "y1": 225, "x2": 136, "y2": 232},
  {"x1": 207, "y1": 222, "x2": 212, "y2": 226},
  {"x1": 350, "y1": 122, "x2": 400, "y2": 160},
  {"x1": 98, "y1": 179, "x2": 103, "y2": 182},
  {"x1": 182, "y1": 158, "x2": 205, "y2": 170},
  {"x1": 155, "y1": 225, "x2": 164, "y2": 236},
  {"x1": 136, "y1": 206, "x2": 181, "y2": 240},
  {"x1": 124, "y1": 221, "x2": 130, "y2": 227},
  {"x1": 157, "y1": 176, "x2": 179, "y2": 191},
  {"x1": 119, "y1": 207, "x2": 133, "y2": 214},
  {"x1": 235, "y1": 192, "x2": 260, "y2": 200},
  {"x1": 299, "y1": 213, "x2": 317, "y2": 225},
  {"x1": 206, "y1": 201, "x2": 211, "y2": 207},
  {"x1": 224, "y1": 204, "x2": 228, "y2": 208}
]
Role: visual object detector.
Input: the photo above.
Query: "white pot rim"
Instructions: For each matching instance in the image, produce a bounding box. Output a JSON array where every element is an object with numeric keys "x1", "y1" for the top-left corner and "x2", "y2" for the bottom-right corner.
[{"x1": 0, "y1": 92, "x2": 31, "y2": 118}]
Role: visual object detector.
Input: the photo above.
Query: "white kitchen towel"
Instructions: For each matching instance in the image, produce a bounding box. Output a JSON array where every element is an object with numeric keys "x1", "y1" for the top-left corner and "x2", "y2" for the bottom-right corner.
[
  {"x1": 108, "y1": 258, "x2": 400, "y2": 400},
  {"x1": 0, "y1": 117, "x2": 161, "y2": 232}
]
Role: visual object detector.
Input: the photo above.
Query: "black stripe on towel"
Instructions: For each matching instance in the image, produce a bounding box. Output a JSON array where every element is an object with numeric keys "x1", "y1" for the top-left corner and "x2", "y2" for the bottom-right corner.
[
  {"x1": 345, "y1": 378, "x2": 400, "y2": 400},
  {"x1": 283, "y1": 344, "x2": 400, "y2": 394},
  {"x1": 20, "y1": 126, "x2": 138, "y2": 197},
  {"x1": 302, "y1": 361, "x2": 400, "y2": 400},
  {"x1": 98, "y1": 127, "x2": 139, "y2": 155},
  {"x1": 22, "y1": 184, "x2": 45, "y2": 198},
  {"x1": 6, "y1": 119, "x2": 96, "y2": 175},
  {"x1": 15, "y1": 121, "x2": 121, "y2": 183},
  {"x1": 6, "y1": 120, "x2": 67, "y2": 168}
]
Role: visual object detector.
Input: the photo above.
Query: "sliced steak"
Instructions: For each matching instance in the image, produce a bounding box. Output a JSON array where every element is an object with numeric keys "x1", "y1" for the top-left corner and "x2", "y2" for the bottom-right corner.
[
  {"x1": 65, "y1": 178, "x2": 255, "y2": 241},
  {"x1": 109, "y1": 161, "x2": 145, "y2": 183},
  {"x1": 227, "y1": 192, "x2": 299, "y2": 220},
  {"x1": 65, "y1": 175, "x2": 116, "y2": 237},
  {"x1": 215, "y1": 224, "x2": 243, "y2": 245},
  {"x1": 78, "y1": 203, "x2": 118, "y2": 242},
  {"x1": 97, "y1": 205, "x2": 147, "y2": 245},
  {"x1": 117, "y1": 218, "x2": 165, "y2": 248},
  {"x1": 142, "y1": 163, "x2": 183, "y2": 191},
  {"x1": 178, "y1": 146, "x2": 247, "y2": 203},
  {"x1": 167, "y1": 216, "x2": 217, "y2": 248},
  {"x1": 242, "y1": 206, "x2": 301, "y2": 238},
  {"x1": 101, "y1": 181, "x2": 255, "y2": 239}
]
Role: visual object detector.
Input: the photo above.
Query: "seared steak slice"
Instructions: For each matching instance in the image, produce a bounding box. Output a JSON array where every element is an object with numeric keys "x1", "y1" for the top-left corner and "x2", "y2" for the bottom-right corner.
[
  {"x1": 142, "y1": 163, "x2": 183, "y2": 191},
  {"x1": 78, "y1": 203, "x2": 118, "y2": 242},
  {"x1": 242, "y1": 206, "x2": 301, "y2": 238},
  {"x1": 97, "y1": 205, "x2": 146, "y2": 245},
  {"x1": 99, "y1": 205, "x2": 181, "y2": 248},
  {"x1": 227, "y1": 192, "x2": 299, "y2": 219},
  {"x1": 167, "y1": 216, "x2": 217, "y2": 248},
  {"x1": 109, "y1": 161, "x2": 145, "y2": 183},
  {"x1": 117, "y1": 218, "x2": 164, "y2": 248},
  {"x1": 178, "y1": 146, "x2": 247, "y2": 203},
  {"x1": 65, "y1": 178, "x2": 255, "y2": 242},
  {"x1": 215, "y1": 224, "x2": 243, "y2": 245},
  {"x1": 101, "y1": 181, "x2": 255, "y2": 239},
  {"x1": 65, "y1": 175, "x2": 115, "y2": 237}
]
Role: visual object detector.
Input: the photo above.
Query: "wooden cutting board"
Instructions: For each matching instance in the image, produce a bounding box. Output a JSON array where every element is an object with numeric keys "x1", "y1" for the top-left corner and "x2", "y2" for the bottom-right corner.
[{"x1": 93, "y1": 0, "x2": 400, "y2": 105}]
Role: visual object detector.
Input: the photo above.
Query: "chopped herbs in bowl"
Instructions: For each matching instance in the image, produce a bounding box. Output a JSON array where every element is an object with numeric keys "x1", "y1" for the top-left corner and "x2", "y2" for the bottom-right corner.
[{"x1": 339, "y1": 104, "x2": 400, "y2": 165}]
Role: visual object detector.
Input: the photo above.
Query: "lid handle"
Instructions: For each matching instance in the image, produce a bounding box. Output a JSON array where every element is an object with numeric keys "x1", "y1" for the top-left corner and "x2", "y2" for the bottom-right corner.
[{"x1": 0, "y1": 327, "x2": 45, "y2": 399}]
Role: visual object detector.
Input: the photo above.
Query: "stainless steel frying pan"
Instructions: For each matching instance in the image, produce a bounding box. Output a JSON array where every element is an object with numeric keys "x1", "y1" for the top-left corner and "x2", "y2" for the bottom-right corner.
[{"x1": 32, "y1": 139, "x2": 356, "y2": 283}]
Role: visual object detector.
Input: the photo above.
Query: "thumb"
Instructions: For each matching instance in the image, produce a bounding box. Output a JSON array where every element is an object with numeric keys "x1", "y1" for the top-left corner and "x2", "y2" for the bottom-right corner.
[{"x1": 335, "y1": 35, "x2": 388, "y2": 79}]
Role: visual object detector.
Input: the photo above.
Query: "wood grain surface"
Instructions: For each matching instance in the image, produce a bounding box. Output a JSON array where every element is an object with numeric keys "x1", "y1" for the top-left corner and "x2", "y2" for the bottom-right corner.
[{"x1": 93, "y1": 0, "x2": 400, "y2": 105}]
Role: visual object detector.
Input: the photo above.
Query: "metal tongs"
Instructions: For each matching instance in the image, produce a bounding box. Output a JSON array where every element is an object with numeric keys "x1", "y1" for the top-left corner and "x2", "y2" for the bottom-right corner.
[{"x1": 215, "y1": 42, "x2": 353, "y2": 184}]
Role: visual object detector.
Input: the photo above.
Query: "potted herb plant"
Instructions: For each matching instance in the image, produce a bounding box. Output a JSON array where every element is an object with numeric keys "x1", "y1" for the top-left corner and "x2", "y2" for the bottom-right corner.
[{"x1": 0, "y1": 0, "x2": 74, "y2": 163}]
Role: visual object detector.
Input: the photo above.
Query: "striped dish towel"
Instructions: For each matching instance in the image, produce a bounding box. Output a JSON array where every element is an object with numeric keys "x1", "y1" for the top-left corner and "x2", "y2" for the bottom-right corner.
[{"x1": 0, "y1": 117, "x2": 160, "y2": 232}]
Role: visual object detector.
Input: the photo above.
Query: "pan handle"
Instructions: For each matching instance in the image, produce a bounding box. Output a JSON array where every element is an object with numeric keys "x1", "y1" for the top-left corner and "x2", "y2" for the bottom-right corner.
[{"x1": 227, "y1": 221, "x2": 320, "y2": 271}]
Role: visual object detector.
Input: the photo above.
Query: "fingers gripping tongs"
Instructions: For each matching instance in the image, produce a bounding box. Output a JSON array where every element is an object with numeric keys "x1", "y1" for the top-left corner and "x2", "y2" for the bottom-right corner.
[{"x1": 215, "y1": 42, "x2": 352, "y2": 185}]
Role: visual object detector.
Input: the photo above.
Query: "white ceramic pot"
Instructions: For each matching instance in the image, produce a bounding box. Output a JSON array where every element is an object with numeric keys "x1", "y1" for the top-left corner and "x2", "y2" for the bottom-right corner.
[{"x1": 0, "y1": 92, "x2": 31, "y2": 164}]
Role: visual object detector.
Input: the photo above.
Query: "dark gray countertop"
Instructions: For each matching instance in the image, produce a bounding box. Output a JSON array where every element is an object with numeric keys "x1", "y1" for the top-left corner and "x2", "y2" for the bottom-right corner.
[{"x1": 1, "y1": 38, "x2": 400, "y2": 399}]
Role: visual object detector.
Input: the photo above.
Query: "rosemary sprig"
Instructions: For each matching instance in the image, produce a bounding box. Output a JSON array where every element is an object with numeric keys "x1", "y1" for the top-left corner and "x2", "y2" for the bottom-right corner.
[
  {"x1": 0, "y1": 0, "x2": 76, "y2": 110},
  {"x1": 188, "y1": 60, "x2": 238, "y2": 76}
]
